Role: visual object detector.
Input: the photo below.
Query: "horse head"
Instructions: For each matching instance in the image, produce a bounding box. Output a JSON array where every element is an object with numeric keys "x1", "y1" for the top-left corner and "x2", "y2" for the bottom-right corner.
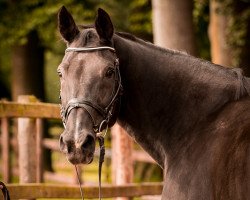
[{"x1": 58, "y1": 6, "x2": 122, "y2": 164}]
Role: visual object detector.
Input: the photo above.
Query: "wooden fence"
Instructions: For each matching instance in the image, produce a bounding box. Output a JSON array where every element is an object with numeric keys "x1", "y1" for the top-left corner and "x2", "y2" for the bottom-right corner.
[
  {"x1": 0, "y1": 96, "x2": 61, "y2": 183},
  {"x1": 4, "y1": 183, "x2": 163, "y2": 199},
  {"x1": 0, "y1": 95, "x2": 161, "y2": 199}
]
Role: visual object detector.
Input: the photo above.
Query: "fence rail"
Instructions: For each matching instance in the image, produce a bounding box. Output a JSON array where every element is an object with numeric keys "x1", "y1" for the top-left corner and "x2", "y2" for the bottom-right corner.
[
  {"x1": 0, "y1": 100, "x2": 60, "y2": 119},
  {"x1": 5, "y1": 183, "x2": 163, "y2": 199},
  {"x1": 0, "y1": 96, "x2": 161, "y2": 199}
]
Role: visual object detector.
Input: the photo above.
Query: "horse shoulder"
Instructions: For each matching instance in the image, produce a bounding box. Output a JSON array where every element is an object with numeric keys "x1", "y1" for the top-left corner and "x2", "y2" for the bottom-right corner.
[
  {"x1": 209, "y1": 98, "x2": 250, "y2": 199},
  {"x1": 162, "y1": 98, "x2": 250, "y2": 200}
]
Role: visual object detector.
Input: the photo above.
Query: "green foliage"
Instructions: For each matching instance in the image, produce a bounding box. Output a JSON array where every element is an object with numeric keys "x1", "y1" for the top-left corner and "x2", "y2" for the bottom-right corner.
[
  {"x1": 0, "y1": 0, "x2": 95, "y2": 48},
  {"x1": 214, "y1": 0, "x2": 250, "y2": 66},
  {"x1": 0, "y1": 0, "x2": 153, "y2": 55},
  {"x1": 100, "y1": 0, "x2": 152, "y2": 40},
  {"x1": 129, "y1": 0, "x2": 152, "y2": 40},
  {"x1": 0, "y1": 0, "x2": 152, "y2": 48},
  {"x1": 193, "y1": 0, "x2": 211, "y2": 59},
  {"x1": 0, "y1": 0, "x2": 153, "y2": 102}
]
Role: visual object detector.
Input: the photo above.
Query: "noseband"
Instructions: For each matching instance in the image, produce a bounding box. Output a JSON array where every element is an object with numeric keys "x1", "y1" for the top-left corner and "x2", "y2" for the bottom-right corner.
[{"x1": 60, "y1": 46, "x2": 123, "y2": 135}]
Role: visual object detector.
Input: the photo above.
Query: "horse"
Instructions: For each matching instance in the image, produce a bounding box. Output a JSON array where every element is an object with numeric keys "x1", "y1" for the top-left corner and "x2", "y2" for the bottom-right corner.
[{"x1": 57, "y1": 6, "x2": 250, "y2": 200}]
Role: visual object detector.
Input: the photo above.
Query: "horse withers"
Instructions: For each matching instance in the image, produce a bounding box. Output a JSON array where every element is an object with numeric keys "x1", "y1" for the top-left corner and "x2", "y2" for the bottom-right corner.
[{"x1": 57, "y1": 6, "x2": 249, "y2": 200}]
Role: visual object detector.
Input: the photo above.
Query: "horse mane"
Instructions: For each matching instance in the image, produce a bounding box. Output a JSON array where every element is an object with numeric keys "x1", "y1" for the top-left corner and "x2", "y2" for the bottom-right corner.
[
  {"x1": 115, "y1": 32, "x2": 250, "y2": 102},
  {"x1": 232, "y1": 68, "x2": 250, "y2": 100},
  {"x1": 78, "y1": 26, "x2": 187, "y2": 56},
  {"x1": 78, "y1": 26, "x2": 250, "y2": 102},
  {"x1": 116, "y1": 31, "x2": 188, "y2": 56}
]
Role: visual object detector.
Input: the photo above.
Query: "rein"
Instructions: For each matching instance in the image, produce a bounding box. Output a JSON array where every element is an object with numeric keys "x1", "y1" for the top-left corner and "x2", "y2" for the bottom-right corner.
[
  {"x1": 61, "y1": 46, "x2": 121, "y2": 200},
  {"x1": 0, "y1": 182, "x2": 10, "y2": 200},
  {"x1": 74, "y1": 136, "x2": 105, "y2": 200}
]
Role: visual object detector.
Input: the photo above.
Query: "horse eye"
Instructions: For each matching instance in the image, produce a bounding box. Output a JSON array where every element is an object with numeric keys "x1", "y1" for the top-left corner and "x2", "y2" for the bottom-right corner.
[{"x1": 105, "y1": 68, "x2": 115, "y2": 78}]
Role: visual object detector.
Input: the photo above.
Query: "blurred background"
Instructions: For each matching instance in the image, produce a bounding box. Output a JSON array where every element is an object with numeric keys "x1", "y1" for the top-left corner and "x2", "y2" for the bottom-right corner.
[
  {"x1": 0, "y1": 0, "x2": 249, "y2": 195},
  {"x1": 0, "y1": 0, "x2": 249, "y2": 103}
]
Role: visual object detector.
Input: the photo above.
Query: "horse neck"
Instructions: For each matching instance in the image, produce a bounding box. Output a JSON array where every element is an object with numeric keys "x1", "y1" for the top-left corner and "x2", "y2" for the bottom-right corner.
[{"x1": 113, "y1": 34, "x2": 239, "y2": 168}]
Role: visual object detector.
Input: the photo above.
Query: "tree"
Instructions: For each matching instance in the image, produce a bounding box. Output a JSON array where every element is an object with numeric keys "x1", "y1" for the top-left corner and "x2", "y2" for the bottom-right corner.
[
  {"x1": 11, "y1": 31, "x2": 45, "y2": 101},
  {"x1": 209, "y1": 0, "x2": 234, "y2": 67},
  {"x1": 152, "y1": 0, "x2": 198, "y2": 55},
  {"x1": 0, "y1": 0, "x2": 62, "y2": 172},
  {"x1": 209, "y1": 0, "x2": 250, "y2": 73}
]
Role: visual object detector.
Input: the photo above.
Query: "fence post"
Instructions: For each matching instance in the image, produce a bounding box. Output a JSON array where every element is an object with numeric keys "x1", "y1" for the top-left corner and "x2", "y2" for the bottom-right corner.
[
  {"x1": 17, "y1": 95, "x2": 38, "y2": 183},
  {"x1": 111, "y1": 123, "x2": 133, "y2": 200},
  {"x1": 36, "y1": 118, "x2": 43, "y2": 182},
  {"x1": 1, "y1": 117, "x2": 10, "y2": 182}
]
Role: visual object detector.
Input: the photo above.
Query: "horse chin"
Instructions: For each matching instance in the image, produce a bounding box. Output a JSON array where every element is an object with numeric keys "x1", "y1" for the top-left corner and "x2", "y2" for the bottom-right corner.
[
  {"x1": 66, "y1": 151, "x2": 94, "y2": 165},
  {"x1": 86, "y1": 156, "x2": 94, "y2": 164}
]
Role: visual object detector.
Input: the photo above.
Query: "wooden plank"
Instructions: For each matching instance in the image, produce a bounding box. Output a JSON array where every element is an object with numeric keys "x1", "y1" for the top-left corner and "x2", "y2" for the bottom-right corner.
[
  {"x1": 0, "y1": 100, "x2": 60, "y2": 119},
  {"x1": 5, "y1": 183, "x2": 163, "y2": 199},
  {"x1": 1, "y1": 117, "x2": 10, "y2": 182}
]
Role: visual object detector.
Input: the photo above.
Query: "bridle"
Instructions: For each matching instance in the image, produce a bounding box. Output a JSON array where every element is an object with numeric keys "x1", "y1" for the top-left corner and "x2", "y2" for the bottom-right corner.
[
  {"x1": 59, "y1": 45, "x2": 123, "y2": 200},
  {"x1": 0, "y1": 182, "x2": 10, "y2": 200},
  {"x1": 60, "y1": 46, "x2": 123, "y2": 135}
]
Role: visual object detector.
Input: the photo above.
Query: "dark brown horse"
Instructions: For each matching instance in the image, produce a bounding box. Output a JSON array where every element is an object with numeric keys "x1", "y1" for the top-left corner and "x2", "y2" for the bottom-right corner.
[{"x1": 57, "y1": 6, "x2": 250, "y2": 200}]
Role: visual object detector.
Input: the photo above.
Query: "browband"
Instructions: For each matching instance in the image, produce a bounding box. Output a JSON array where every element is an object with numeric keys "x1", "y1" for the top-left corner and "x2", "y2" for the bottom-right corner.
[{"x1": 65, "y1": 46, "x2": 115, "y2": 53}]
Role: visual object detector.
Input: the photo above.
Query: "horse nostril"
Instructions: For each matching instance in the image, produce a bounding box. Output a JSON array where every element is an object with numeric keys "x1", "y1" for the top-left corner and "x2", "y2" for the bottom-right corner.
[
  {"x1": 67, "y1": 144, "x2": 73, "y2": 154},
  {"x1": 59, "y1": 135, "x2": 74, "y2": 154},
  {"x1": 59, "y1": 135, "x2": 65, "y2": 152},
  {"x1": 81, "y1": 134, "x2": 95, "y2": 151}
]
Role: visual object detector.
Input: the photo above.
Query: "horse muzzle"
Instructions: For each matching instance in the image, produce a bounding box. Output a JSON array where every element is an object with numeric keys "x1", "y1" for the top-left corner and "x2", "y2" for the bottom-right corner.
[{"x1": 59, "y1": 131, "x2": 95, "y2": 165}]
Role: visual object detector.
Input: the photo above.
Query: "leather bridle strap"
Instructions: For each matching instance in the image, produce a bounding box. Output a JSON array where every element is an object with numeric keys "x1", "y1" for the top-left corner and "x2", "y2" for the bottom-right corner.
[
  {"x1": 61, "y1": 98, "x2": 107, "y2": 130},
  {"x1": 74, "y1": 136, "x2": 105, "y2": 200},
  {"x1": 65, "y1": 46, "x2": 115, "y2": 53},
  {"x1": 62, "y1": 46, "x2": 121, "y2": 200},
  {"x1": 97, "y1": 136, "x2": 105, "y2": 200},
  {"x1": 0, "y1": 182, "x2": 10, "y2": 200},
  {"x1": 61, "y1": 46, "x2": 122, "y2": 133},
  {"x1": 60, "y1": 58, "x2": 122, "y2": 133}
]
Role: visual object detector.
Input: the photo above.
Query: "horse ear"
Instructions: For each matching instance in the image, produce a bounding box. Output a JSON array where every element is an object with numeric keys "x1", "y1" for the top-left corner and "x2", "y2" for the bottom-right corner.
[
  {"x1": 58, "y1": 6, "x2": 79, "y2": 43},
  {"x1": 95, "y1": 8, "x2": 114, "y2": 43}
]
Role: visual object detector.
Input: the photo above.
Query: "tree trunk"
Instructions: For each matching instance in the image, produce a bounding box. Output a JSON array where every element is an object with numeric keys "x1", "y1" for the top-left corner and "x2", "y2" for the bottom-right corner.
[
  {"x1": 235, "y1": 2, "x2": 250, "y2": 75},
  {"x1": 209, "y1": 0, "x2": 234, "y2": 67},
  {"x1": 11, "y1": 31, "x2": 44, "y2": 101},
  {"x1": 11, "y1": 31, "x2": 53, "y2": 172},
  {"x1": 240, "y1": 30, "x2": 250, "y2": 75},
  {"x1": 152, "y1": 0, "x2": 198, "y2": 56}
]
